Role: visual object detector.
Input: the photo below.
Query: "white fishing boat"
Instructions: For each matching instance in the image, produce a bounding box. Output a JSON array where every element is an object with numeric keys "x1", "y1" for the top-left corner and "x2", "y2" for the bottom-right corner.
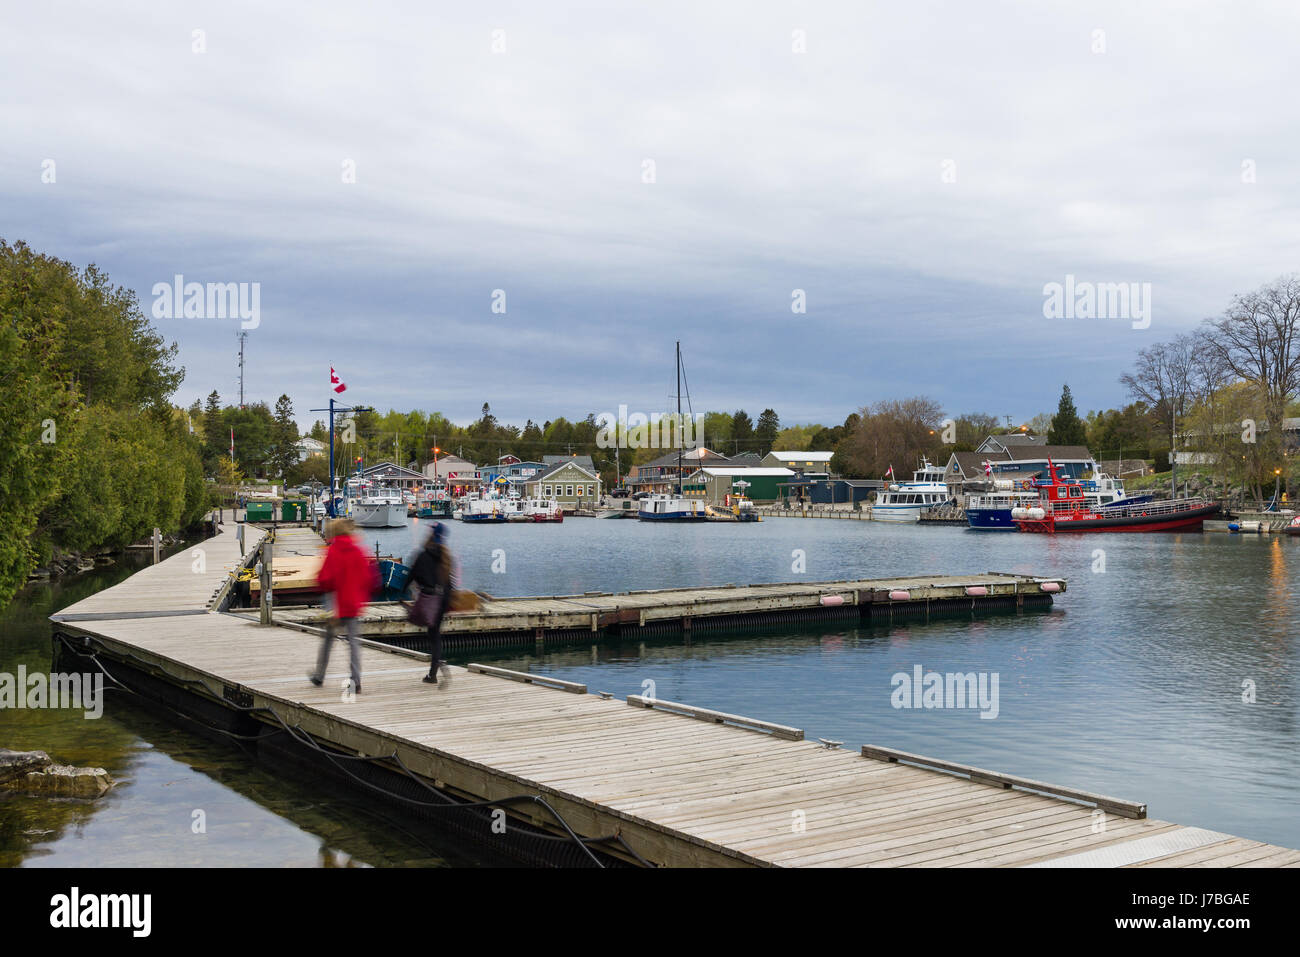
[
  {"x1": 349, "y1": 483, "x2": 407, "y2": 527},
  {"x1": 505, "y1": 496, "x2": 530, "y2": 522},
  {"x1": 639, "y1": 493, "x2": 709, "y2": 521},
  {"x1": 525, "y1": 498, "x2": 564, "y2": 522},
  {"x1": 870, "y1": 459, "x2": 953, "y2": 523},
  {"x1": 458, "y1": 492, "x2": 511, "y2": 523}
]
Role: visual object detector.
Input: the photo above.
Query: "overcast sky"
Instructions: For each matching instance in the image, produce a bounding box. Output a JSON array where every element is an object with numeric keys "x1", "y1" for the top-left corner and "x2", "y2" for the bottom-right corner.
[{"x1": 4, "y1": 1, "x2": 1298, "y2": 432}]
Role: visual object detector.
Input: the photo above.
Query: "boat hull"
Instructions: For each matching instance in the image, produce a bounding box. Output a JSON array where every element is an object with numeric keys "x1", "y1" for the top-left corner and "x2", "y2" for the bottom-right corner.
[
  {"x1": 870, "y1": 506, "x2": 922, "y2": 523},
  {"x1": 1016, "y1": 502, "x2": 1221, "y2": 533},
  {"x1": 966, "y1": 507, "x2": 1019, "y2": 530},
  {"x1": 351, "y1": 503, "x2": 408, "y2": 527}
]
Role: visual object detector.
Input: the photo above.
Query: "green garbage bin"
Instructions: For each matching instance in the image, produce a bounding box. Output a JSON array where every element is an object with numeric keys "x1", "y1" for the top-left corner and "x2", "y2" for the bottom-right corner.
[
  {"x1": 246, "y1": 501, "x2": 276, "y2": 522},
  {"x1": 281, "y1": 500, "x2": 307, "y2": 522}
]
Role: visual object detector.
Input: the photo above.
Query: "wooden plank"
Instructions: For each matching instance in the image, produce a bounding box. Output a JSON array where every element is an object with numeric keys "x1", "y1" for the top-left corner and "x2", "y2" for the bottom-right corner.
[
  {"x1": 466, "y1": 663, "x2": 586, "y2": 693},
  {"x1": 627, "y1": 694, "x2": 803, "y2": 740},
  {"x1": 861, "y1": 744, "x2": 1146, "y2": 819}
]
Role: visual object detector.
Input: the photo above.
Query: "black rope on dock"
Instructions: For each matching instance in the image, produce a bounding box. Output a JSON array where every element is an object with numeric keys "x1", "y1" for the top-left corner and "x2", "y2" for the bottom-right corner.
[{"x1": 53, "y1": 631, "x2": 647, "y2": 868}]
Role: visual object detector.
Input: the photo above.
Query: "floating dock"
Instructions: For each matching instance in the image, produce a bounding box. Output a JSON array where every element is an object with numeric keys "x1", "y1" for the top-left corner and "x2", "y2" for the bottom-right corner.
[
  {"x1": 261, "y1": 571, "x2": 1066, "y2": 651},
  {"x1": 47, "y1": 523, "x2": 1300, "y2": 868}
]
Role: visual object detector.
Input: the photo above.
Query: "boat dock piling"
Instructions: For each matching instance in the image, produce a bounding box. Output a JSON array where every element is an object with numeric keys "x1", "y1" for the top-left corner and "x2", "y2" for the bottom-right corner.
[{"x1": 46, "y1": 522, "x2": 1300, "y2": 867}]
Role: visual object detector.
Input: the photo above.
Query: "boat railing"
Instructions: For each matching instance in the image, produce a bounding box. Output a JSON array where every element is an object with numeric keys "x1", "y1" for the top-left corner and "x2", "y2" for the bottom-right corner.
[{"x1": 1049, "y1": 497, "x2": 1212, "y2": 519}]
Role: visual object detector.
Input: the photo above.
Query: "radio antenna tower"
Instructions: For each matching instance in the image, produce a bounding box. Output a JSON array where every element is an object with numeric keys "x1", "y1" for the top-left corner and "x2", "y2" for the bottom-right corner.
[{"x1": 237, "y1": 331, "x2": 248, "y2": 409}]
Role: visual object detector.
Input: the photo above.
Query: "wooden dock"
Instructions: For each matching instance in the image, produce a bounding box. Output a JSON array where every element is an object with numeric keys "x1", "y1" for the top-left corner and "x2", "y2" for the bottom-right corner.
[
  {"x1": 248, "y1": 528, "x2": 1063, "y2": 648},
  {"x1": 47, "y1": 524, "x2": 1299, "y2": 868}
]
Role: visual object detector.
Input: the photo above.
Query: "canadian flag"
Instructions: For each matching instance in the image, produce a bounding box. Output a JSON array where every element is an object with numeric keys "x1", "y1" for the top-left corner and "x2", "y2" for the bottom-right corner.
[
  {"x1": 330, "y1": 367, "x2": 347, "y2": 394},
  {"x1": 885, "y1": 465, "x2": 894, "y2": 479},
  {"x1": 983, "y1": 460, "x2": 993, "y2": 476}
]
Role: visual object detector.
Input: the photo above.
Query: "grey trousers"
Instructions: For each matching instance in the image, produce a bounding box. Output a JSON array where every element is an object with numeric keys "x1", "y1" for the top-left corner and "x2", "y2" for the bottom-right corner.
[{"x1": 313, "y1": 617, "x2": 361, "y2": 691}]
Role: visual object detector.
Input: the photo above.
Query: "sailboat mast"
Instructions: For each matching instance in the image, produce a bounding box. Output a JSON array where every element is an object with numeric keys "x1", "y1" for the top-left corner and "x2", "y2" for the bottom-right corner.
[{"x1": 676, "y1": 340, "x2": 683, "y2": 495}]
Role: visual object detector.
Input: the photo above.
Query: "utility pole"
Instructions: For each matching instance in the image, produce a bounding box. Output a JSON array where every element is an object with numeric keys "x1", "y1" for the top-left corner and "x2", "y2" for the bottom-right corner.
[
  {"x1": 309, "y1": 398, "x2": 374, "y2": 517},
  {"x1": 237, "y1": 331, "x2": 248, "y2": 409}
]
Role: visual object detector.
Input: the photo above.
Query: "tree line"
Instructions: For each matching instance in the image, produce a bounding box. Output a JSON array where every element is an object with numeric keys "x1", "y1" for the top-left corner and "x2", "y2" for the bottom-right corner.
[{"x1": 0, "y1": 240, "x2": 211, "y2": 612}]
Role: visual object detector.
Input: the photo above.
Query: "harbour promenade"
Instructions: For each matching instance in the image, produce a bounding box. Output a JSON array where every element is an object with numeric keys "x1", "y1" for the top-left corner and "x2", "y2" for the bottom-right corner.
[{"x1": 47, "y1": 522, "x2": 1300, "y2": 867}]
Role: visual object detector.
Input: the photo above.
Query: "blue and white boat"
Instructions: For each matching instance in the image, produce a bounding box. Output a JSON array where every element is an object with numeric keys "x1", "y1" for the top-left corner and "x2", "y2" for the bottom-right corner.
[
  {"x1": 966, "y1": 471, "x2": 1151, "y2": 530},
  {"x1": 458, "y1": 492, "x2": 511, "y2": 523},
  {"x1": 638, "y1": 493, "x2": 709, "y2": 522},
  {"x1": 870, "y1": 460, "x2": 953, "y2": 523}
]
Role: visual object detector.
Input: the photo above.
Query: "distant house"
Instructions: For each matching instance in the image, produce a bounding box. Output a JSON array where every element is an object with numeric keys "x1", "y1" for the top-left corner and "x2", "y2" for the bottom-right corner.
[
  {"x1": 424, "y1": 454, "x2": 483, "y2": 493},
  {"x1": 484, "y1": 458, "x2": 548, "y2": 496},
  {"x1": 684, "y1": 467, "x2": 795, "y2": 503},
  {"x1": 294, "y1": 437, "x2": 326, "y2": 462},
  {"x1": 943, "y1": 440, "x2": 1097, "y2": 500},
  {"x1": 628, "y1": 447, "x2": 734, "y2": 493},
  {"x1": 762, "y1": 450, "x2": 834, "y2": 477},
  {"x1": 526, "y1": 459, "x2": 602, "y2": 511},
  {"x1": 358, "y1": 461, "x2": 425, "y2": 489},
  {"x1": 976, "y1": 433, "x2": 1046, "y2": 453}
]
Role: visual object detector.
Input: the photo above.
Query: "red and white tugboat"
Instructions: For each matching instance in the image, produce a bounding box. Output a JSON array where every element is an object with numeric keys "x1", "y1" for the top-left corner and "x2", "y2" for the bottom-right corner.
[{"x1": 1012, "y1": 461, "x2": 1220, "y2": 533}]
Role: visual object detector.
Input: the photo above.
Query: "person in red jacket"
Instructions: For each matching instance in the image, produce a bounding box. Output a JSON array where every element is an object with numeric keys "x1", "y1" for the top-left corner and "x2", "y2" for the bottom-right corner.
[{"x1": 309, "y1": 517, "x2": 379, "y2": 695}]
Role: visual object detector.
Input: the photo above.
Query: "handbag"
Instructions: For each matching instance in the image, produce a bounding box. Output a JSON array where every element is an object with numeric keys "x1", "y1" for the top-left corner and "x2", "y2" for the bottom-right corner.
[{"x1": 406, "y1": 587, "x2": 441, "y2": 627}]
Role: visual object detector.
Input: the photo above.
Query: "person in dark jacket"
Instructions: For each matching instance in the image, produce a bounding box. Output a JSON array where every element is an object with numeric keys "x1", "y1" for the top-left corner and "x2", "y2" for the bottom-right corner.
[
  {"x1": 409, "y1": 522, "x2": 458, "y2": 686},
  {"x1": 310, "y1": 517, "x2": 378, "y2": 695}
]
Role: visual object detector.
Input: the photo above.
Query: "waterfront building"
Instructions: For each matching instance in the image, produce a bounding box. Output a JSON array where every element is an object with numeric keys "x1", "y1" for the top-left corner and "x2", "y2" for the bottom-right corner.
[
  {"x1": 761, "y1": 450, "x2": 835, "y2": 478},
  {"x1": 526, "y1": 459, "x2": 602, "y2": 511},
  {"x1": 357, "y1": 461, "x2": 426, "y2": 490},
  {"x1": 682, "y1": 467, "x2": 796, "y2": 503},
  {"x1": 628, "y1": 447, "x2": 734, "y2": 494}
]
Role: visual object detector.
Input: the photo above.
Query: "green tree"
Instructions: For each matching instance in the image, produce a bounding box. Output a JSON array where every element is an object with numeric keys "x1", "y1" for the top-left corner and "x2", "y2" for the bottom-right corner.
[
  {"x1": 729, "y1": 410, "x2": 754, "y2": 455},
  {"x1": 754, "y1": 409, "x2": 780, "y2": 456},
  {"x1": 1048, "y1": 385, "x2": 1088, "y2": 446},
  {"x1": 270, "y1": 394, "x2": 298, "y2": 479}
]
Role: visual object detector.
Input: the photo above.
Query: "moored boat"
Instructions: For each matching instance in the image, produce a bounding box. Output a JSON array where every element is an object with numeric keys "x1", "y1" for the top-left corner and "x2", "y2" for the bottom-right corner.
[
  {"x1": 458, "y1": 493, "x2": 510, "y2": 523},
  {"x1": 871, "y1": 459, "x2": 953, "y2": 523},
  {"x1": 349, "y1": 483, "x2": 407, "y2": 527},
  {"x1": 525, "y1": 498, "x2": 563, "y2": 522},
  {"x1": 1012, "y1": 461, "x2": 1220, "y2": 533},
  {"x1": 966, "y1": 471, "x2": 1151, "y2": 530}
]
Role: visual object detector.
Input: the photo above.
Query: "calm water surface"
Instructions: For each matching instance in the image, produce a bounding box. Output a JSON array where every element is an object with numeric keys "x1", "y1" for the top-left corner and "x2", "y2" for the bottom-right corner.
[{"x1": 3, "y1": 518, "x2": 1297, "y2": 864}]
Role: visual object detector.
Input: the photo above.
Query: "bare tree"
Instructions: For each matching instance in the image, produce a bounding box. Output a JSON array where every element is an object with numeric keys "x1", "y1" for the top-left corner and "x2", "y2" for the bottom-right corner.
[
  {"x1": 1119, "y1": 334, "x2": 1197, "y2": 445},
  {"x1": 839, "y1": 397, "x2": 944, "y2": 477},
  {"x1": 1201, "y1": 274, "x2": 1300, "y2": 430}
]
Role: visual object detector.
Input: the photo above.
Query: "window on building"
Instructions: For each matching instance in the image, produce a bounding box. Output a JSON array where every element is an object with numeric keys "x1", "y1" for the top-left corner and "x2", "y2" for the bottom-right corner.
[
  {"x1": 544, "y1": 485, "x2": 551, "y2": 496},
  {"x1": 566, "y1": 485, "x2": 574, "y2": 497}
]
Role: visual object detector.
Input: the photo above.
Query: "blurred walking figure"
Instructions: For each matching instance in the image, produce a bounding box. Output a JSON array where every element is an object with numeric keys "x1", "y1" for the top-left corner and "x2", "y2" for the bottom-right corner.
[
  {"x1": 408, "y1": 522, "x2": 458, "y2": 686},
  {"x1": 309, "y1": 517, "x2": 378, "y2": 695}
]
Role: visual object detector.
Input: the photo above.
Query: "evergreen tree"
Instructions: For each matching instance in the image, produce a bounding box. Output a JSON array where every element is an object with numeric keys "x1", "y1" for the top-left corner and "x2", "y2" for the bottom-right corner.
[
  {"x1": 755, "y1": 409, "x2": 780, "y2": 455},
  {"x1": 271, "y1": 394, "x2": 298, "y2": 479},
  {"x1": 202, "y1": 390, "x2": 225, "y2": 472},
  {"x1": 1048, "y1": 384, "x2": 1088, "y2": 446},
  {"x1": 730, "y1": 410, "x2": 754, "y2": 454}
]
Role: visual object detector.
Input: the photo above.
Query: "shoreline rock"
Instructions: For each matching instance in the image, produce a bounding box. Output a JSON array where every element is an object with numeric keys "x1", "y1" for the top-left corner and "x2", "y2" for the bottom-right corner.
[{"x1": 0, "y1": 749, "x2": 114, "y2": 799}]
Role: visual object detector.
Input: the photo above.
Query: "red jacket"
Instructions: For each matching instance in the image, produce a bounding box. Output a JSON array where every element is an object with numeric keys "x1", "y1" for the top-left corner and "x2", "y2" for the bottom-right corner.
[{"x1": 316, "y1": 533, "x2": 379, "y2": 619}]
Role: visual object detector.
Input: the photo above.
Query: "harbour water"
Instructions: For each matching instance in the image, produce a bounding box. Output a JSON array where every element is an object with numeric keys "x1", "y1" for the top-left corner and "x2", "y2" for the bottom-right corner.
[{"x1": 3, "y1": 518, "x2": 1298, "y2": 864}]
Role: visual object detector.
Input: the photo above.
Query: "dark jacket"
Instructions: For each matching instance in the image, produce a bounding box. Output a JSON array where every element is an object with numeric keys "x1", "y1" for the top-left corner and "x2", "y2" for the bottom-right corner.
[{"x1": 410, "y1": 544, "x2": 451, "y2": 597}]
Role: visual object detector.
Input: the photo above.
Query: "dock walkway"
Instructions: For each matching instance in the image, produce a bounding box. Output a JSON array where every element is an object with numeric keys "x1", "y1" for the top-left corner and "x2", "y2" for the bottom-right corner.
[{"x1": 48, "y1": 524, "x2": 1299, "y2": 868}]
